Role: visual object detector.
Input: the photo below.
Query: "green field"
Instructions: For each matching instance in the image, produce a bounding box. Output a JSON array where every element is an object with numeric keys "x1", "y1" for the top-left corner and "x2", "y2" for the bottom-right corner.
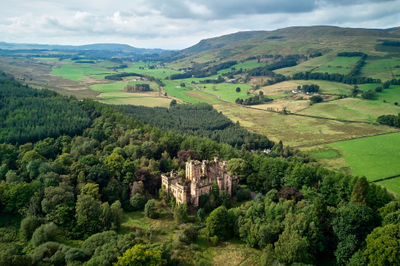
[
  {"x1": 214, "y1": 103, "x2": 397, "y2": 147},
  {"x1": 51, "y1": 63, "x2": 113, "y2": 81},
  {"x1": 361, "y1": 58, "x2": 400, "y2": 81},
  {"x1": 294, "y1": 80, "x2": 354, "y2": 95},
  {"x1": 163, "y1": 80, "x2": 222, "y2": 104},
  {"x1": 98, "y1": 92, "x2": 172, "y2": 107},
  {"x1": 313, "y1": 56, "x2": 361, "y2": 75},
  {"x1": 299, "y1": 97, "x2": 400, "y2": 122},
  {"x1": 34, "y1": 57, "x2": 60, "y2": 62},
  {"x1": 377, "y1": 85, "x2": 400, "y2": 104},
  {"x1": 274, "y1": 55, "x2": 332, "y2": 76},
  {"x1": 216, "y1": 60, "x2": 266, "y2": 75},
  {"x1": 90, "y1": 80, "x2": 169, "y2": 107},
  {"x1": 197, "y1": 82, "x2": 252, "y2": 102},
  {"x1": 90, "y1": 80, "x2": 160, "y2": 93},
  {"x1": 121, "y1": 62, "x2": 181, "y2": 79},
  {"x1": 376, "y1": 177, "x2": 400, "y2": 195},
  {"x1": 311, "y1": 149, "x2": 341, "y2": 160},
  {"x1": 327, "y1": 132, "x2": 400, "y2": 183}
]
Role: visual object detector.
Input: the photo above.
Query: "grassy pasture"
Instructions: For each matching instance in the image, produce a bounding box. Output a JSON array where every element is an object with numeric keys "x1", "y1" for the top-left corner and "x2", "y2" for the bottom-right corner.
[
  {"x1": 327, "y1": 132, "x2": 400, "y2": 182},
  {"x1": 275, "y1": 55, "x2": 362, "y2": 77},
  {"x1": 90, "y1": 80, "x2": 160, "y2": 93},
  {"x1": 311, "y1": 148, "x2": 341, "y2": 160},
  {"x1": 361, "y1": 57, "x2": 400, "y2": 81},
  {"x1": 261, "y1": 80, "x2": 353, "y2": 97},
  {"x1": 98, "y1": 92, "x2": 172, "y2": 107},
  {"x1": 377, "y1": 85, "x2": 400, "y2": 104},
  {"x1": 274, "y1": 55, "x2": 334, "y2": 76},
  {"x1": 294, "y1": 80, "x2": 354, "y2": 95},
  {"x1": 214, "y1": 103, "x2": 397, "y2": 147},
  {"x1": 376, "y1": 178, "x2": 400, "y2": 196},
  {"x1": 34, "y1": 57, "x2": 60, "y2": 62},
  {"x1": 299, "y1": 97, "x2": 400, "y2": 122},
  {"x1": 96, "y1": 60, "x2": 122, "y2": 68},
  {"x1": 51, "y1": 63, "x2": 113, "y2": 81},
  {"x1": 313, "y1": 56, "x2": 361, "y2": 75},
  {"x1": 251, "y1": 98, "x2": 310, "y2": 113},
  {"x1": 90, "y1": 80, "x2": 169, "y2": 107},
  {"x1": 198, "y1": 82, "x2": 252, "y2": 102},
  {"x1": 163, "y1": 80, "x2": 221, "y2": 104},
  {"x1": 121, "y1": 61, "x2": 181, "y2": 79},
  {"x1": 216, "y1": 60, "x2": 266, "y2": 75},
  {"x1": 357, "y1": 84, "x2": 400, "y2": 104}
]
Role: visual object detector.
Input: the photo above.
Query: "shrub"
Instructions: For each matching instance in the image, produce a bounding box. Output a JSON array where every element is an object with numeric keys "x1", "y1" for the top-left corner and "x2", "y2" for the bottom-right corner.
[
  {"x1": 236, "y1": 188, "x2": 251, "y2": 202},
  {"x1": 20, "y1": 216, "x2": 43, "y2": 241},
  {"x1": 179, "y1": 225, "x2": 198, "y2": 244},
  {"x1": 144, "y1": 199, "x2": 159, "y2": 219},
  {"x1": 81, "y1": 231, "x2": 118, "y2": 256},
  {"x1": 209, "y1": 235, "x2": 219, "y2": 246},
  {"x1": 173, "y1": 204, "x2": 188, "y2": 223},
  {"x1": 30, "y1": 241, "x2": 62, "y2": 265},
  {"x1": 130, "y1": 193, "x2": 146, "y2": 211},
  {"x1": 114, "y1": 244, "x2": 166, "y2": 266},
  {"x1": 206, "y1": 206, "x2": 232, "y2": 240},
  {"x1": 31, "y1": 223, "x2": 58, "y2": 247},
  {"x1": 197, "y1": 208, "x2": 206, "y2": 222},
  {"x1": 65, "y1": 248, "x2": 88, "y2": 263},
  {"x1": 310, "y1": 95, "x2": 323, "y2": 104}
]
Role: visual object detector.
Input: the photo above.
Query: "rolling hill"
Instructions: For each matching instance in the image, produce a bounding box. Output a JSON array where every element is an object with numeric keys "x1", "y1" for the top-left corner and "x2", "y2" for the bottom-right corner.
[
  {"x1": 171, "y1": 26, "x2": 400, "y2": 66},
  {"x1": 0, "y1": 42, "x2": 168, "y2": 55}
]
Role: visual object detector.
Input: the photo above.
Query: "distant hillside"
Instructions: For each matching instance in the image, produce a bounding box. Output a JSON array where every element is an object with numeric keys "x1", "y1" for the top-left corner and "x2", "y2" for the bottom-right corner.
[
  {"x1": 174, "y1": 26, "x2": 400, "y2": 64},
  {"x1": 385, "y1": 27, "x2": 400, "y2": 35},
  {"x1": 0, "y1": 42, "x2": 168, "y2": 55}
]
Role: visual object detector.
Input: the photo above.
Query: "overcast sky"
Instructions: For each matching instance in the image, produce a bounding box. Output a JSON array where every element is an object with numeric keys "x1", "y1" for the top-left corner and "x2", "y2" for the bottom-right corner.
[{"x1": 1, "y1": 0, "x2": 399, "y2": 49}]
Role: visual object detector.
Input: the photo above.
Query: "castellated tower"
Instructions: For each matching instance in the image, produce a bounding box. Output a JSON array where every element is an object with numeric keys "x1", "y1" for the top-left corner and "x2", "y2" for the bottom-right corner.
[{"x1": 161, "y1": 158, "x2": 238, "y2": 207}]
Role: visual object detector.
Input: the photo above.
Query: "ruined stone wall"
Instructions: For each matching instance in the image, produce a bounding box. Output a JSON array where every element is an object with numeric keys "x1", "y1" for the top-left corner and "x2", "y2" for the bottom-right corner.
[{"x1": 165, "y1": 159, "x2": 238, "y2": 207}]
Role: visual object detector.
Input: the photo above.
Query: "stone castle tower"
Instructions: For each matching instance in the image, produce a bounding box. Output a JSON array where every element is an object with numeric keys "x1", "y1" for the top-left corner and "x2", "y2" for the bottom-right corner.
[{"x1": 162, "y1": 158, "x2": 238, "y2": 207}]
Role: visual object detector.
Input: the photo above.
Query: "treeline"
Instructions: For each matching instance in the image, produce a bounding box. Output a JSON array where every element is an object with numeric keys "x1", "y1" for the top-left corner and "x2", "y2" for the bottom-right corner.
[
  {"x1": 114, "y1": 103, "x2": 273, "y2": 150},
  {"x1": 247, "y1": 55, "x2": 302, "y2": 76},
  {"x1": 292, "y1": 71, "x2": 380, "y2": 84},
  {"x1": 0, "y1": 74, "x2": 96, "y2": 144},
  {"x1": 170, "y1": 61, "x2": 237, "y2": 80},
  {"x1": 105, "y1": 72, "x2": 144, "y2": 81},
  {"x1": 299, "y1": 84, "x2": 320, "y2": 93},
  {"x1": 347, "y1": 53, "x2": 367, "y2": 77},
  {"x1": 337, "y1": 52, "x2": 366, "y2": 57},
  {"x1": 381, "y1": 40, "x2": 400, "y2": 47},
  {"x1": 383, "y1": 78, "x2": 400, "y2": 87},
  {"x1": 377, "y1": 113, "x2": 400, "y2": 127},
  {"x1": 235, "y1": 93, "x2": 273, "y2": 105},
  {"x1": 124, "y1": 83, "x2": 151, "y2": 92}
]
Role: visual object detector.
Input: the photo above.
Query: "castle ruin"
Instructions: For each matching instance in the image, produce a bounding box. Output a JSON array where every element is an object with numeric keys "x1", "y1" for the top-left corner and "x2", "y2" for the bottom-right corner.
[{"x1": 161, "y1": 158, "x2": 238, "y2": 207}]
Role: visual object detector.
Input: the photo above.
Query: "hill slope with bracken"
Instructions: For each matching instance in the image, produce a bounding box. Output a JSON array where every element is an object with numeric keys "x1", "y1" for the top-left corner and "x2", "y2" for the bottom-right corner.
[{"x1": 172, "y1": 26, "x2": 400, "y2": 65}]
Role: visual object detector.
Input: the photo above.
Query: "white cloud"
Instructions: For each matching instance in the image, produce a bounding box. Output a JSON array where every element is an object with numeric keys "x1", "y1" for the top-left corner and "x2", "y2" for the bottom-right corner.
[{"x1": 0, "y1": 0, "x2": 399, "y2": 49}]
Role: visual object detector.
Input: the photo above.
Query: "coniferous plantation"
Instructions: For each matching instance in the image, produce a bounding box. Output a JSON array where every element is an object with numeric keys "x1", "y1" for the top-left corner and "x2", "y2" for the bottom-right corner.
[
  {"x1": 114, "y1": 104, "x2": 273, "y2": 150},
  {"x1": 1, "y1": 75, "x2": 399, "y2": 266},
  {"x1": 0, "y1": 73, "x2": 95, "y2": 144}
]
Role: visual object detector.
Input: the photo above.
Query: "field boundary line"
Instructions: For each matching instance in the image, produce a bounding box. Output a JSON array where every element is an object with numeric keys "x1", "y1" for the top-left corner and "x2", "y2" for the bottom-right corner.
[
  {"x1": 241, "y1": 104, "x2": 379, "y2": 125},
  {"x1": 372, "y1": 174, "x2": 400, "y2": 183},
  {"x1": 291, "y1": 130, "x2": 400, "y2": 149}
]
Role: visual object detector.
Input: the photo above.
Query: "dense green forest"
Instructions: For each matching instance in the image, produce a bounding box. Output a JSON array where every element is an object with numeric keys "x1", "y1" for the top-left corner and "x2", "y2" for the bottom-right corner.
[
  {"x1": 0, "y1": 76, "x2": 399, "y2": 265},
  {"x1": 114, "y1": 103, "x2": 273, "y2": 150},
  {"x1": 0, "y1": 73, "x2": 96, "y2": 144}
]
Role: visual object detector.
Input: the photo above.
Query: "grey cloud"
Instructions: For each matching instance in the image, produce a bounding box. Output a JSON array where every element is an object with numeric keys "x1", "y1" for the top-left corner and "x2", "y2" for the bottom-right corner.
[{"x1": 0, "y1": 0, "x2": 399, "y2": 49}]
